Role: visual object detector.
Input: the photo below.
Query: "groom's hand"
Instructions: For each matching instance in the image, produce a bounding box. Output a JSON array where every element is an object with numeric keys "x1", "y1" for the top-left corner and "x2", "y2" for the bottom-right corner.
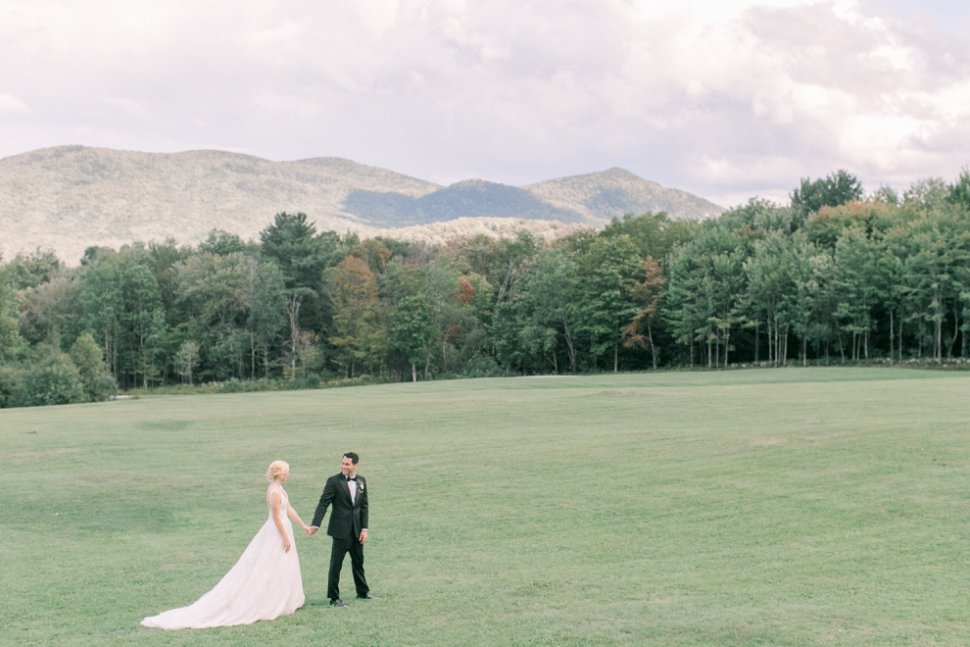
[{"x1": 359, "y1": 529, "x2": 368, "y2": 544}]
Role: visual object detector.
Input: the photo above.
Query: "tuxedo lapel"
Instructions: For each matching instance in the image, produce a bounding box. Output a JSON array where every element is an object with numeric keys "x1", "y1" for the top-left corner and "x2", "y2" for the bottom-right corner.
[{"x1": 341, "y1": 477, "x2": 364, "y2": 508}]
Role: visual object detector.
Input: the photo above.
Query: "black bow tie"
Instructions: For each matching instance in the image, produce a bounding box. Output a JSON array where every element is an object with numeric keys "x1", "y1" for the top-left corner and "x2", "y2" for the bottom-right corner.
[{"x1": 347, "y1": 476, "x2": 357, "y2": 482}]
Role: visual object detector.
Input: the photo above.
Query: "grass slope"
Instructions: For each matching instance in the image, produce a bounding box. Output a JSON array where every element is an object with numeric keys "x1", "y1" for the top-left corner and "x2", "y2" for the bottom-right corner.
[{"x1": 2, "y1": 368, "x2": 969, "y2": 646}]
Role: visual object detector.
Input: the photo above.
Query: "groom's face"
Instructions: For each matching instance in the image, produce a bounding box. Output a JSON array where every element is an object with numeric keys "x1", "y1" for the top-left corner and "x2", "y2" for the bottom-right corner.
[{"x1": 341, "y1": 457, "x2": 356, "y2": 477}]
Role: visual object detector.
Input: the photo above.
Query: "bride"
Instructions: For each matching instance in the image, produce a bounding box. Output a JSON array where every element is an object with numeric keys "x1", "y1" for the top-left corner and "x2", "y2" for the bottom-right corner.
[{"x1": 142, "y1": 460, "x2": 310, "y2": 629}]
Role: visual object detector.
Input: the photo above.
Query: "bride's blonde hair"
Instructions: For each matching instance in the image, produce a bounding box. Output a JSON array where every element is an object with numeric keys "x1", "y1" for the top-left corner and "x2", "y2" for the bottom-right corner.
[{"x1": 266, "y1": 460, "x2": 289, "y2": 482}]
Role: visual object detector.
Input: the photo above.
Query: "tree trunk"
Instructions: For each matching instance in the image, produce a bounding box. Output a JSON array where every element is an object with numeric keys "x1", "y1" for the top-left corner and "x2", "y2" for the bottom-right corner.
[
  {"x1": 936, "y1": 287, "x2": 944, "y2": 362},
  {"x1": 769, "y1": 316, "x2": 777, "y2": 366},
  {"x1": 250, "y1": 331, "x2": 256, "y2": 379},
  {"x1": 936, "y1": 315, "x2": 942, "y2": 363},
  {"x1": 889, "y1": 310, "x2": 894, "y2": 362},
  {"x1": 895, "y1": 310, "x2": 901, "y2": 361},
  {"x1": 917, "y1": 319, "x2": 924, "y2": 358},
  {"x1": 287, "y1": 294, "x2": 303, "y2": 381},
  {"x1": 950, "y1": 303, "x2": 960, "y2": 359},
  {"x1": 563, "y1": 321, "x2": 577, "y2": 372},
  {"x1": 754, "y1": 321, "x2": 760, "y2": 363}
]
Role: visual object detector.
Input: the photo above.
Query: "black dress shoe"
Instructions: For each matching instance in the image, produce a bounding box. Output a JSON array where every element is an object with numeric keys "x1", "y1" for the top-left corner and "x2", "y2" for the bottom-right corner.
[
  {"x1": 356, "y1": 593, "x2": 378, "y2": 600},
  {"x1": 330, "y1": 598, "x2": 347, "y2": 607}
]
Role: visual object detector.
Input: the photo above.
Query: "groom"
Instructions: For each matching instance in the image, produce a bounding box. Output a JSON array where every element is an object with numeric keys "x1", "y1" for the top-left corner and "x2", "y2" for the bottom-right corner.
[{"x1": 309, "y1": 452, "x2": 373, "y2": 607}]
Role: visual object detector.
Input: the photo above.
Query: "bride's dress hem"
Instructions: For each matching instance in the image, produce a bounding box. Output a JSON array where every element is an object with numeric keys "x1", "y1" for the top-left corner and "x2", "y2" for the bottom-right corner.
[{"x1": 141, "y1": 489, "x2": 305, "y2": 631}]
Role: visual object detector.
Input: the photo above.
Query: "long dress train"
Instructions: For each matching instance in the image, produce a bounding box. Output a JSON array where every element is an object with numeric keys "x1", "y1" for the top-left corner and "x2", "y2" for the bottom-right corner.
[{"x1": 141, "y1": 487, "x2": 305, "y2": 629}]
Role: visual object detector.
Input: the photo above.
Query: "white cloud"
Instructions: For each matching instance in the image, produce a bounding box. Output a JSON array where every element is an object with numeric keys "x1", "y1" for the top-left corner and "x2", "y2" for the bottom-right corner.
[
  {"x1": 103, "y1": 96, "x2": 151, "y2": 118},
  {"x1": 0, "y1": 92, "x2": 30, "y2": 115},
  {"x1": 1, "y1": 0, "x2": 968, "y2": 206}
]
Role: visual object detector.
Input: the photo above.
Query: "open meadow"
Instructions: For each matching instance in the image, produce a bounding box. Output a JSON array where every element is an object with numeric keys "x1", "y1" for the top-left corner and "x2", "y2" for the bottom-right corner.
[{"x1": 2, "y1": 367, "x2": 970, "y2": 646}]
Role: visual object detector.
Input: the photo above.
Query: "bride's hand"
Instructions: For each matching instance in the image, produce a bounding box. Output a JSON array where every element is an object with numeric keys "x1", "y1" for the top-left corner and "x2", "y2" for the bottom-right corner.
[{"x1": 282, "y1": 537, "x2": 292, "y2": 553}]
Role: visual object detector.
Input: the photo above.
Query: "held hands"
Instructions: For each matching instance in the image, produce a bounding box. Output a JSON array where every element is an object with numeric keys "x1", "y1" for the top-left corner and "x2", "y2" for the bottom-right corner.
[{"x1": 306, "y1": 527, "x2": 318, "y2": 536}]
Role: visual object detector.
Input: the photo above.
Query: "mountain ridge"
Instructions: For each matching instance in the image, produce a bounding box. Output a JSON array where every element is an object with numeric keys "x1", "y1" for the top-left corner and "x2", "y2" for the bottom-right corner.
[{"x1": 0, "y1": 146, "x2": 723, "y2": 263}]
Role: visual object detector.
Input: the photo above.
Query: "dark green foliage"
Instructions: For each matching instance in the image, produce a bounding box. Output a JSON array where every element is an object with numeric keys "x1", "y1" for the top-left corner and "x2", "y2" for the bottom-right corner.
[
  {"x1": 947, "y1": 169, "x2": 970, "y2": 212},
  {"x1": 576, "y1": 234, "x2": 643, "y2": 371},
  {"x1": 0, "y1": 281, "x2": 27, "y2": 364},
  {"x1": 4, "y1": 249, "x2": 63, "y2": 290},
  {"x1": 9, "y1": 168, "x2": 970, "y2": 408},
  {"x1": 0, "y1": 365, "x2": 20, "y2": 408},
  {"x1": 260, "y1": 212, "x2": 340, "y2": 289},
  {"x1": 15, "y1": 345, "x2": 85, "y2": 406},
  {"x1": 389, "y1": 294, "x2": 436, "y2": 382},
  {"x1": 69, "y1": 332, "x2": 118, "y2": 401},
  {"x1": 790, "y1": 169, "x2": 864, "y2": 224},
  {"x1": 197, "y1": 229, "x2": 252, "y2": 256},
  {"x1": 460, "y1": 354, "x2": 504, "y2": 377},
  {"x1": 493, "y1": 247, "x2": 581, "y2": 374},
  {"x1": 259, "y1": 212, "x2": 342, "y2": 338},
  {"x1": 601, "y1": 211, "x2": 694, "y2": 260}
]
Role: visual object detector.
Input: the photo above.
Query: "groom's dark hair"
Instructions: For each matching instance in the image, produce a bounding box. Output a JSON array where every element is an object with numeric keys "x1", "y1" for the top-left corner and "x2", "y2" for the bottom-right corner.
[{"x1": 344, "y1": 452, "x2": 359, "y2": 465}]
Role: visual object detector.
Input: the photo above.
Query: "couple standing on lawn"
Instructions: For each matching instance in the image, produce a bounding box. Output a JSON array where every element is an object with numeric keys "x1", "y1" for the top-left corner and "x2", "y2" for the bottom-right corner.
[{"x1": 142, "y1": 452, "x2": 375, "y2": 630}]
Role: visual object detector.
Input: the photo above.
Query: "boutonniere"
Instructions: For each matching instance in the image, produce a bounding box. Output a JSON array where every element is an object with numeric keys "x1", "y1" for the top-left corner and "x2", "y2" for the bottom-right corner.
[{"x1": 358, "y1": 483, "x2": 364, "y2": 492}]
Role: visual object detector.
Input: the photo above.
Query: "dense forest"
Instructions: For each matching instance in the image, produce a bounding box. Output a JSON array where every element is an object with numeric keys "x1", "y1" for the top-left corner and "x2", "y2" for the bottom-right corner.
[{"x1": 3, "y1": 169, "x2": 970, "y2": 408}]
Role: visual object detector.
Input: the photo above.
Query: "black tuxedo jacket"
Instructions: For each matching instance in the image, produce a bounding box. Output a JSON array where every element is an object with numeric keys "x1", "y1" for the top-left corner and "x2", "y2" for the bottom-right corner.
[{"x1": 311, "y1": 473, "x2": 368, "y2": 539}]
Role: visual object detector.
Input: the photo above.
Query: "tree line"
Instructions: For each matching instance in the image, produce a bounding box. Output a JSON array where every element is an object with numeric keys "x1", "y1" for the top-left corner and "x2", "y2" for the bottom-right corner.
[{"x1": 3, "y1": 169, "x2": 970, "y2": 407}]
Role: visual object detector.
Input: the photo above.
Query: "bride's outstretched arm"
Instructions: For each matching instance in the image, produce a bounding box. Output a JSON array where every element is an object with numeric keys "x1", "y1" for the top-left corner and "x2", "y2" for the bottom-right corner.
[
  {"x1": 270, "y1": 488, "x2": 292, "y2": 552},
  {"x1": 287, "y1": 504, "x2": 311, "y2": 535}
]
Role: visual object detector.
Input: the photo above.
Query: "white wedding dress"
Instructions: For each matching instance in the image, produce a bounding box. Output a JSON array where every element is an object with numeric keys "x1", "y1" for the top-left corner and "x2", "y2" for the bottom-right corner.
[{"x1": 142, "y1": 487, "x2": 305, "y2": 630}]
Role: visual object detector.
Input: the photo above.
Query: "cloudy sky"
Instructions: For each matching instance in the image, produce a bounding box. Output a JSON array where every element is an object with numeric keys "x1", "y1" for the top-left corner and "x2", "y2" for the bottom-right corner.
[{"x1": 2, "y1": 0, "x2": 968, "y2": 207}]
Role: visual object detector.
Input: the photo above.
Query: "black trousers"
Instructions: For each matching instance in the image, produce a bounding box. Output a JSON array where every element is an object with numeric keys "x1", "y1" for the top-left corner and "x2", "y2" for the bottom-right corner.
[{"x1": 328, "y1": 533, "x2": 368, "y2": 600}]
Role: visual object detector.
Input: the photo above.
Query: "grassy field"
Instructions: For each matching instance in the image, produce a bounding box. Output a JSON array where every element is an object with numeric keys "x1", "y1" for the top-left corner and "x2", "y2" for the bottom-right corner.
[{"x1": 2, "y1": 367, "x2": 969, "y2": 646}]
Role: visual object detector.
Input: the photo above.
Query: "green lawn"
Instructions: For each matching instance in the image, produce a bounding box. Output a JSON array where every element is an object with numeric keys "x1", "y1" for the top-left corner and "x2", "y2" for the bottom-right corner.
[{"x1": 2, "y1": 367, "x2": 969, "y2": 646}]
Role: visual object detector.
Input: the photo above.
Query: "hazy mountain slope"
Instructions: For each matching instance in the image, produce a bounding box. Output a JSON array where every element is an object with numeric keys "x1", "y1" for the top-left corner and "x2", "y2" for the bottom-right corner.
[
  {"x1": 345, "y1": 179, "x2": 584, "y2": 226},
  {"x1": 526, "y1": 167, "x2": 723, "y2": 222},
  {"x1": 0, "y1": 146, "x2": 723, "y2": 263},
  {"x1": 0, "y1": 146, "x2": 438, "y2": 262}
]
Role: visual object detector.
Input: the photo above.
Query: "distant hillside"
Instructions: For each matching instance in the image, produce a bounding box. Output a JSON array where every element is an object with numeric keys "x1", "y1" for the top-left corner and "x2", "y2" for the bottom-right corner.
[
  {"x1": 0, "y1": 146, "x2": 723, "y2": 263},
  {"x1": 527, "y1": 167, "x2": 721, "y2": 221},
  {"x1": 344, "y1": 180, "x2": 583, "y2": 226}
]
